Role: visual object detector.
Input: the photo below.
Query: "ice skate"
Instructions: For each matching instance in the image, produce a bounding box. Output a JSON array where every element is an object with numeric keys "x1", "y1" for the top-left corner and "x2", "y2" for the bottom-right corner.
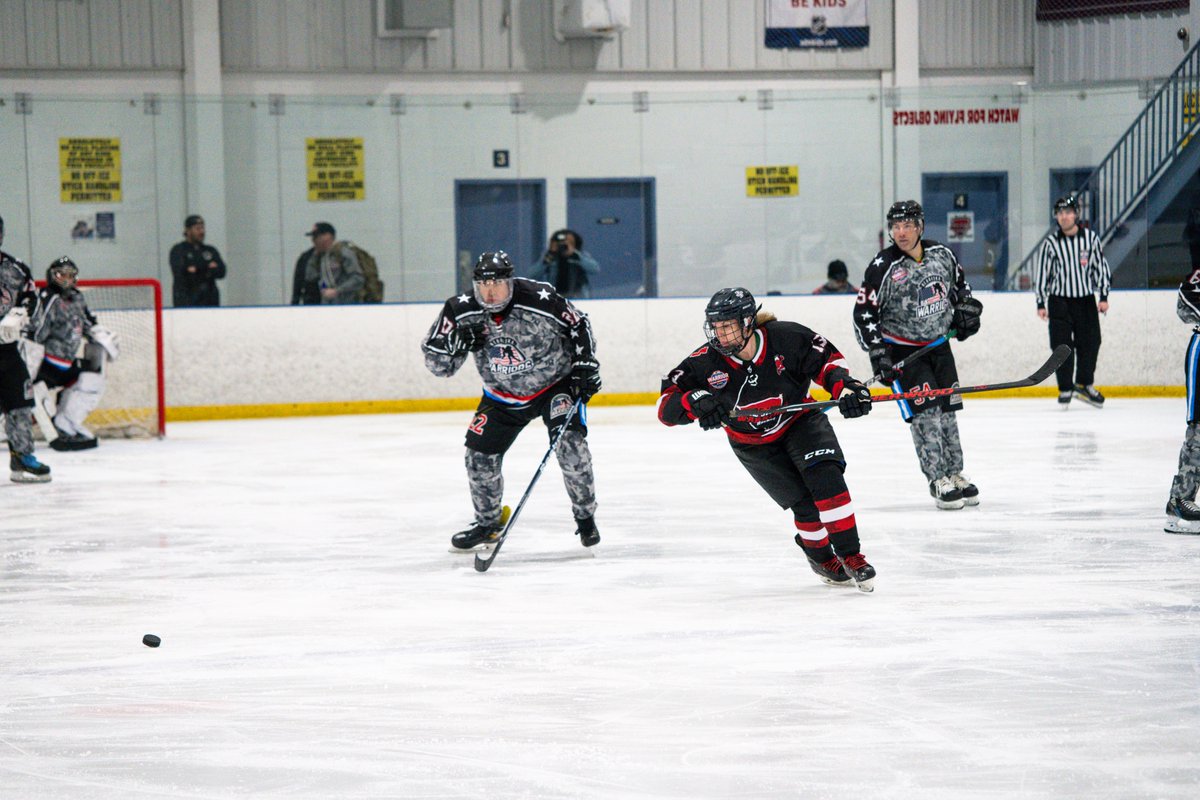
[
  {"x1": 1057, "y1": 390, "x2": 1072, "y2": 409},
  {"x1": 450, "y1": 506, "x2": 511, "y2": 552},
  {"x1": 929, "y1": 476, "x2": 965, "y2": 510},
  {"x1": 10, "y1": 451, "x2": 51, "y2": 483},
  {"x1": 950, "y1": 473, "x2": 979, "y2": 506},
  {"x1": 575, "y1": 515, "x2": 600, "y2": 547},
  {"x1": 839, "y1": 553, "x2": 876, "y2": 593},
  {"x1": 806, "y1": 554, "x2": 853, "y2": 587},
  {"x1": 1074, "y1": 384, "x2": 1105, "y2": 408},
  {"x1": 1164, "y1": 497, "x2": 1200, "y2": 535}
]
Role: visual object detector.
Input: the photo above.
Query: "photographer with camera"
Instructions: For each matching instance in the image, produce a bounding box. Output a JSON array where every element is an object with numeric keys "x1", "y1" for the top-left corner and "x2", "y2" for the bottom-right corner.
[{"x1": 528, "y1": 228, "x2": 600, "y2": 299}]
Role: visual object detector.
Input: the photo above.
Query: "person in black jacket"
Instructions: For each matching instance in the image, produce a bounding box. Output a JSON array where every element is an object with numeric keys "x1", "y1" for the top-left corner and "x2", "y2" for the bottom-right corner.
[{"x1": 168, "y1": 215, "x2": 226, "y2": 307}]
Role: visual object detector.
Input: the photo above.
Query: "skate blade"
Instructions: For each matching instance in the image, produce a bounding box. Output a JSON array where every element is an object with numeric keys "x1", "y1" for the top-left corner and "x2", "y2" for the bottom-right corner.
[
  {"x1": 934, "y1": 500, "x2": 965, "y2": 510},
  {"x1": 1164, "y1": 517, "x2": 1200, "y2": 535},
  {"x1": 10, "y1": 472, "x2": 51, "y2": 484},
  {"x1": 448, "y1": 542, "x2": 497, "y2": 554},
  {"x1": 851, "y1": 578, "x2": 875, "y2": 593},
  {"x1": 962, "y1": 497, "x2": 980, "y2": 507}
]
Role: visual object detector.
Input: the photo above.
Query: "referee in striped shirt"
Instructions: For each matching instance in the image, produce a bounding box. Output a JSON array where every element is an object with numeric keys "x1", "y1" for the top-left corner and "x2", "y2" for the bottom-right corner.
[{"x1": 1035, "y1": 195, "x2": 1112, "y2": 408}]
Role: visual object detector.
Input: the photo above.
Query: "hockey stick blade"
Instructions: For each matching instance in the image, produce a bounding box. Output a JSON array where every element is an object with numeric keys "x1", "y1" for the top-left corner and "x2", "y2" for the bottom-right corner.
[
  {"x1": 736, "y1": 344, "x2": 1073, "y2": 421},
  {"x1": 475, "y1": 400, "x2": 582, "y2": 572}
]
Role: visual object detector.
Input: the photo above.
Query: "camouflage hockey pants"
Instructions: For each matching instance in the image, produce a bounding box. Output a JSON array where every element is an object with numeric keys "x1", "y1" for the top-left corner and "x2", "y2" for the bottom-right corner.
[
  {"x1": 909, "y1": 407, "x2": 964, "y2": 482},
  {"x1": 1170, "y1": 424, "x2": 1200, "y2": 503},
  {"x1": 4, "y1": 407, "x2": 35, "y2": 455}
]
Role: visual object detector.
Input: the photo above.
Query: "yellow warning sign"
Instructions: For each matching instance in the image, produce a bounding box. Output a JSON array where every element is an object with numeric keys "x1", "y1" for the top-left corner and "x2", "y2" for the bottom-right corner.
[
  {"x1": 745, "y1": 165, "x2": 798, "y2": 197},
  {"x1": 59, "y1": 138, "x2": 122, "y2": 203},
  {"x1": 306, "y1": 138, "x2": 365, "y2": 201}
]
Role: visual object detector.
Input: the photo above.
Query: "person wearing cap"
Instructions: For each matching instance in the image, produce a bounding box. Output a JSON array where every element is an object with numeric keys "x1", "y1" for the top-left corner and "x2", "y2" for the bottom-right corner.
[
  {"x1": 1034, "y1": 195, "x2": 1112, "y2": 409},
  {"x1": 812, "y1": 259, "x2": 858, "y2": 295},
  {"x1": 527, "y1": 229, "x2": 600, "y2": 299},
  {"x1": 168, "y1": 215, "x2": 227, "y2": 307},
  {"x1": 297, "y1": 222, "x2": 363, "y2": 305}
]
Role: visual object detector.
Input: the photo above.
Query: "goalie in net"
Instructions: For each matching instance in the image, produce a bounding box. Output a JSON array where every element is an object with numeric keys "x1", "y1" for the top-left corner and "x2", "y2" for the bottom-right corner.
[{"x1": 28, "y1": 258, "x2": 120, "y2": 450}]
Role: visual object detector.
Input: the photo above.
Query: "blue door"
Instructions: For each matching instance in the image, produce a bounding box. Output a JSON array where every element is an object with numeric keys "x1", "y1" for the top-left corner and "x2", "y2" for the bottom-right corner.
[
  {"x1": 566, "y1": 178, "x2": 657, "y2": 298},
  {"x1": 921, "y1": 172, "x2": 1008, "y2": 291},
  {"x1": 454, "y1": 180, "x2": 546, "y2": 293}
]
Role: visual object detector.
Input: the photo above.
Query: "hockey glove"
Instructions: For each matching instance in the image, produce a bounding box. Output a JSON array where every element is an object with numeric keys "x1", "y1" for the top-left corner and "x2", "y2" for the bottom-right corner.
[
  {"x1": 685, "y1": 390, "x2": 727, "y2": 431},
  {"x1": 837, "y1": 379, "x2": 873, "y2": 419},
  {"x1": 952, "y1": 297, "x2": 983, "y2": 341},
  {"x1": 0, "y1": 307, "x2": 30, "y2": 345},
  {"x1": 569, "y1": 361, "x2": 602, "y2": 402},
  {"x1": 447, "y1": 320, "x2": 488, "y2": 356},
  {"x1": 869, "y1": 346, "x2": 898, "y2": 384}
]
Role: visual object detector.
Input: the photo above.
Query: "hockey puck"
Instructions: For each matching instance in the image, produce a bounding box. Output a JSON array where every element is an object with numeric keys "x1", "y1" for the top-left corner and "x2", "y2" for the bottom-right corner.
[{"x1": 142, "y1": 634, "x2": 161, "y2": 648}]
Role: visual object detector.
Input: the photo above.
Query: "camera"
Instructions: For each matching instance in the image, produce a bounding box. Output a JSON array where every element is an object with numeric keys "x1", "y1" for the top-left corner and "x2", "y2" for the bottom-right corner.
[{"x1": 1179, "y1": 27, "x2": 1189, "y2": 41}]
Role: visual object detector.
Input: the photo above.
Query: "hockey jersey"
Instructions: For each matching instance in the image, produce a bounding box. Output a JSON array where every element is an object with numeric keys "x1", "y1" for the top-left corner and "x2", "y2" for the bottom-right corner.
[
  {"x1": 422, "y1": 278, "x2": 597, "y2": 406},
  {"x1": 0, "y1": 251, "x2": 36, "y2": 319},
  {"x1": 32, "y1": 286, "x2": 97, "y2": 364},
  {"x1": 853, "y1": 241, "x2": 973, "y2": 351},
  {"x1": 658, "y1": 320, "x2": 854, "y2": 445},
  {"x1": 1179, "y1": 267, "x2": 1200, "y2": 327}
]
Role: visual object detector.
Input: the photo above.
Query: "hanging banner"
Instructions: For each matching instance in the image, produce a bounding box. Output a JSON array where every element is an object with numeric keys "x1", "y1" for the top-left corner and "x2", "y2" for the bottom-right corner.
[
  {"x1": 765, "y1": 0, "x2": 869, "y2": 49},
  {"x1": 306, "y1": 137, "x2": 365, "y2": 201},
  {"x1": 59, "y1": 138, "x2": 122, "y2": 203},
  {"x1": 746, "y1": 165, "x2": 799, "y2": 197}
]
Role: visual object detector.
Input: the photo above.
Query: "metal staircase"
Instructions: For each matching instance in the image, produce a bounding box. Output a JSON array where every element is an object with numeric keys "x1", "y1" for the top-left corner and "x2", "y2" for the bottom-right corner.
[{"x1": 1006, "y1": 38, "x2": 1200, "y2": 290}]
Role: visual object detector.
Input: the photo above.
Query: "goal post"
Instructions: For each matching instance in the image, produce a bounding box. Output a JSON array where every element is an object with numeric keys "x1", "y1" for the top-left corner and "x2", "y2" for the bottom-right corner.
[{"x1": 35, "y1": 278, "x2": 166, "y2": 438}]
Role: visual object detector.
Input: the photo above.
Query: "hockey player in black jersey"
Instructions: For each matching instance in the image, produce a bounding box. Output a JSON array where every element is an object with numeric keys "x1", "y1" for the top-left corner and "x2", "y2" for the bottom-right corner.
[
  {"x1": 1165, "y1": 265, "x2": 1200, "y2": 534},
  {"x1": 658, "y1": 288, "x2": 877, "y2": 592},
  {"x1": 422, "y1": 251, "x2": 602, "y2": 552},
  {"x1": 854, "y1": 200, "x2": 984, "y2": 510}
]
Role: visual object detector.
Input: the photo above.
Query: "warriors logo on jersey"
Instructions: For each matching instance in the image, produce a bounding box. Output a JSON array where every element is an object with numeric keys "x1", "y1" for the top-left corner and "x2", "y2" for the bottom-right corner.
[
  {"x1": 707, "y1": 370, "x2": 729, "y2": 389},
  {"x1": 916, "y1": 278, "x2": 949, "y2": 319},
  {"x1": 486, "y1": 336, "x2": 533, "y2": 375}
]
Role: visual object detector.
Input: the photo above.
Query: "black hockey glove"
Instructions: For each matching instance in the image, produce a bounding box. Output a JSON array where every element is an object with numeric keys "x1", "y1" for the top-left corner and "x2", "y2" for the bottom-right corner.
[
  {"x1": 569, "y1": 361, "x2": 602, "y2": 403},
  {"x1": 447, "y1": 320, "x2": 488, "y2": 356},
  {"x1": 686, "y1": 390, "x2": 727, "y2": 431},
  {"x1": 837, "y1": 379, "x2": 873, "y2": 419},
  {"x1": 869, "y1": 347, "x2": 898, "y2": 384},
  {"x1": 952, "y1": 297, "x2": 983, "y2": 341}
]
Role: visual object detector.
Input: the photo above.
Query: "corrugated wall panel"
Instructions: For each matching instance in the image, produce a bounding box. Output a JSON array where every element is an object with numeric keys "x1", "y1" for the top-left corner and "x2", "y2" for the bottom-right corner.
[
  {"x1": 220, "y1": 0, "x2": 253, "y2": 70},
  {"x1": 88, "y1": 0, "x2": 123, "y2": 67},
  {"x1": 701, "y1": 0, "x2": 730, "y2": 71},
  {"x1": 920, "y1": 0, "x2": 1032, "y2": 70},
  {"x1": 56, "y1": 0, "x2": 91, "y2": 68},
  {"x1": 24, "y1": 0, "x2": 60, "y2": 66},
  {"x1": 646, "y1": 0, "x2": 676, "y2": 71},
  {"x1": 727, "y1": 0, "x2": 757, "y2": 71},
  {"x1": 0, "y1": 0, "x2": 29, "y2": 67},
  {"x1": 345, "y1": 1, "x2": 376, "y2": 71},
  {"x1": 1035, "y1": 11, "x2": 1189, "y2": 84},
  {"x1": 251, "y1": 0, "x2": 287, "y2": 71},
  {"x1": 150, "y1": 0, "x2": 182, "y2": 68},
  {"x1": 673, "y1": 0, "x2": 704, "y2": 71},
  {"x1": 617, "y1": 0, "x2": 649, "y2": 70}
]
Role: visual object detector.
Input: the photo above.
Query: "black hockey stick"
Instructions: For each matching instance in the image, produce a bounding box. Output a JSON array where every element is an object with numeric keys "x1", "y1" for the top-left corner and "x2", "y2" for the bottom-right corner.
[
  {"x1": 737, "y1": 344, "x2": 1071, "y2": 422},
  {"x1": 820, "y1": 334, "x2": 951, "y2": 415},
  {"x1": 475, "y1": 399, "x2": 583, "y2": 573}
]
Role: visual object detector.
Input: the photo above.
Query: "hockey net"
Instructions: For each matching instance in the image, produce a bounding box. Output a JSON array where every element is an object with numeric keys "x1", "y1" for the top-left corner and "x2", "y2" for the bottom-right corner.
[{"x1": 39, "y1": 279, "x2": 165, "y2": 439}]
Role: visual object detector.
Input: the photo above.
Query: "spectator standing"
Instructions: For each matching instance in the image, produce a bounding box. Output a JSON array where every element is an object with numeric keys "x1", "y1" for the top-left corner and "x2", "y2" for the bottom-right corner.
[
  {"x1": 1034, "y1": 195, "x2": 1112, "y2": 408},
  {"x1": 528, "y1": 229, "x2": 600, "y2": 299},
  {"x1": 812, "y1": 260, "x2": 858, "y2": 295},
  {"x1": 302, "y1": 222, "x2": 363, "y2": 305},
  {"x1": 169, "y1": 215, "x2": 227, "y2": 307}
]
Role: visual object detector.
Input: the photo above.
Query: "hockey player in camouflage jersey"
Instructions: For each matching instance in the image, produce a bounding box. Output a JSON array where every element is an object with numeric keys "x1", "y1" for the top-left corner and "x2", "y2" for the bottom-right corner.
[
  {"x1": 0, "y1": 215, "x2": 51, "y2": 482},
  {"x1": 422, "y1": 251, "x2": 602, "y2": 551},
  {"x1": 31, "y1": 257, "x2": 115, "y2": 451},
  {"x1": 853, "y1": 200, "x2": 984, "y2": 510},
  {"x1": 658, "y1": 288, "x2": 877, "y2": 592},
  {"x1": 1165, "y1": 266, "x2": 1200, "y2": 534}
]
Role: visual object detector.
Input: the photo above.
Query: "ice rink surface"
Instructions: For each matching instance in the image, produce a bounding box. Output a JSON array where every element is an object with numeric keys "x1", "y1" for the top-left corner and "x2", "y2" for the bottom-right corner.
[{"x1": 2, "y1": 398, "x2": 1198, "y2": 799}]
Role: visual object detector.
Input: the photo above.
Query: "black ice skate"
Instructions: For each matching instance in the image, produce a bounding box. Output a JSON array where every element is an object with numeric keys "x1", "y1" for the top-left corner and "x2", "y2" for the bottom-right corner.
[
  {"x1": 951, "y1": 473, "x2": 979, "y2": 506},
  {"x1": 50, "y1": 431, "x2": 98, "y2": 452},
  {"x1": 839, "y1": 553, "x2": 876, "y2": 593},
  {"x1": 575, "y1": 515, "x2": 600, "y2": 547},
  {"x1": 1057, "y1": 390, "x2": 1073, "y2": 409},
  {"x1": 808, "y1": 555, "x2": 853, "y2": 587},
  {"x1": 1164, "y1": 497, "x2": 1200, "y2": 535},
  {"x1": 1074, "y1": 384, "x2": 1105, "y2": 408},
  {"x1": 10, "y1": 451, "x2": 51, "y2": 483},
  {"x1": 450, "y1": 506, "x2": 511, "y2": 551},
  {"x1": 929, "y1": 477, "x2": 965, "y2": 510}
]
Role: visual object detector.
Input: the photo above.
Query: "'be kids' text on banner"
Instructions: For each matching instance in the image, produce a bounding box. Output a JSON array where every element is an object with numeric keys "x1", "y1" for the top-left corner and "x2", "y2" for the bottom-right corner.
[{"x1": 765, "y1": 0, "x2": 869, "y2": 49}]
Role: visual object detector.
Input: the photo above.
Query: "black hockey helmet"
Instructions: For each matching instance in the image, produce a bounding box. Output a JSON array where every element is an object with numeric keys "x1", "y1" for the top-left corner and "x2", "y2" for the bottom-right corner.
[
  {"x1": 472, "y1": 251, "x2": 514, "y2": 311},
  {"x1": 704, "y1": 287, "x2": 759, "y2": 356},
  {"x1": 886, "y1": 200, "x2": 924, "y2": 227},
  {"x1": 1053, "y1": 194, "x2": 1080, "y2": 214},
  {"x1": 46, "y1": 256, "x2": 79, "y2": 292}
]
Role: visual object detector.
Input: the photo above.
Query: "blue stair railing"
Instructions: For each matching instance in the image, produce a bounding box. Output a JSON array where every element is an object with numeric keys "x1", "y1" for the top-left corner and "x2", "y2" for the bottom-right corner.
[{"x1": 1006, "y1": 37, "x2": 1200, "y2": 290}]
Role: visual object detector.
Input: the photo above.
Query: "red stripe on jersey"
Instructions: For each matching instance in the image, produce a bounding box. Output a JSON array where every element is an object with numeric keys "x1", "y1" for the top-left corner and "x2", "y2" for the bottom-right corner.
[
  {"x1": 815, "y1": 492, "x2": 852, "y2": 512},
  {"x1": 814, "y1": 351, "x2": 847, "y2": 387},
  {"x1": 794, "y1": 520, "x2": 823, "y2": 533}
]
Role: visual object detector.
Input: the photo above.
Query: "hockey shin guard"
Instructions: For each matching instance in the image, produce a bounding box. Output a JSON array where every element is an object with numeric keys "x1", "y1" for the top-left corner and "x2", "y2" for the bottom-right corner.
[
  {"x1": 802, "y1": 461, "x2": 861, "y2": 558},
  {"x1": 940, "y1": 410, "x2": 965, "y2": 476},
  {"x1": 1171, "y1": 423, "x2": 1200, "y2": 502},
  {"x1": 4, "y1": 407, "x2": 36, "y2": 455},
  {"x1": 910, "y1": 409, "x2": 947, "y2": 482},
  {"x1": 555, "y1": 430, "x2": 597, "y2": 520},
  {"x1": 464, "y1": 448, "x2": 505, "y2": 525}
]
